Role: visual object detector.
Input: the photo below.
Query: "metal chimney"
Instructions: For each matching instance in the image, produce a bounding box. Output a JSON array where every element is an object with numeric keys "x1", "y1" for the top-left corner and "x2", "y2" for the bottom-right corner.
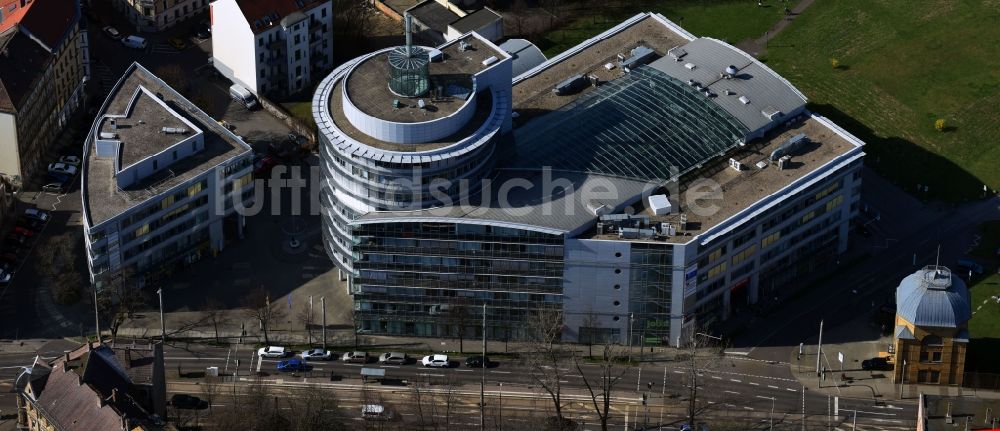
[{"x1": 404, "y1": 12, "x2": 413, "y2": 55}]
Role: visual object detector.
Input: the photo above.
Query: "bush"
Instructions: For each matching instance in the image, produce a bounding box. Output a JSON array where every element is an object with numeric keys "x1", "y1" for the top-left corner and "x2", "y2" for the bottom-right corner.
[
  {"x1": 830, "y1": 58, "x2": 840, "y2": 69},
  {"x1": 935, "y1": 118, "x2": 947, "y2": 132}
]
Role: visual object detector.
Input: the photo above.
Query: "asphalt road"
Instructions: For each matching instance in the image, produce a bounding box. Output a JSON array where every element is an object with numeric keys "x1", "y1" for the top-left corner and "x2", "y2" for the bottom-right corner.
[{"x1": 0, "y1": 339, "x2": 915, "y2": 430}]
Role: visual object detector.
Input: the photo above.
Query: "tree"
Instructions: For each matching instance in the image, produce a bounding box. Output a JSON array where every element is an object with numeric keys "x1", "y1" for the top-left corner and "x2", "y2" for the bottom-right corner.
[
  {"x1": 446, "y1": 305, "x2": 470, "y2": 353},
  {"x1": 523, "y1": 308, "x2": 575, "y2": 430},
  {"x1": 96, "y1": 264, "x2": 150, "y2": 343},
  {"x1": 296, "y1": 303, "x2": 314, "y2": 345},
  {"x1": 242, "y1": 287, "x2": 281, "y2": 345},
  {"x1": 202, "y1": 297, "x2": 229, "y2": 344},
  {"x1": 408, "y1": 373, "x2": 458, "y2": 430},
  {"x1": 935, "y1": 118, "x2": 947, "y2": 132},
  {"x1": 829, "y1": 58, "x2": 840, "y2": 69},
  {"x1": 682, "y1": 330, "x2": 727, "y2": 428},
  {"x1": 576, "y1": 343, "x2": 629, "y2": 431}
]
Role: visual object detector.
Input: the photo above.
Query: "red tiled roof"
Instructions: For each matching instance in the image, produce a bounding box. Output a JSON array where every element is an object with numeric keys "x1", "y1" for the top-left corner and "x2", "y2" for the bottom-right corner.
[
  {"x1": 234, "y1": 0, "x2": 326, "y2": 34},
  {"x1": 0, "y1": 0, "x2": 31, "y2": 33},
  {"x1": 19, "y1": 0, "x2": 77, "y2": 50}
]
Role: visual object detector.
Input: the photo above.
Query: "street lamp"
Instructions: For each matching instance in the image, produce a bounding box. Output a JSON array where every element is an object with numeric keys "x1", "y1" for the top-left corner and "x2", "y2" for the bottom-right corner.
[
  {"x1": 498, "y1": 382, "x2": 503, "y2": 430},
  {"x1": 756, "y1": 395, "x2": 775, "y2": 431},
  {"x1": 898, "y1": 359, "x2": 907, "y2": 399}
]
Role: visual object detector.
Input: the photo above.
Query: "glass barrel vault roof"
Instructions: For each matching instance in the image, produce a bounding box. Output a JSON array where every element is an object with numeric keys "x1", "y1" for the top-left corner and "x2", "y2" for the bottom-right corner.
[{"x1": 511, "y1": 65, "x2": 749, "y2": 181}]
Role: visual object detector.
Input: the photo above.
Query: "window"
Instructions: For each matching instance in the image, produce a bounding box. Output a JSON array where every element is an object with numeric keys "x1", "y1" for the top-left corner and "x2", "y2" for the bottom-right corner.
[
  {"x1": 295, "y1": 65, "x2": 302, "y2": 77},
  {"x1": 152, "y1": 160, "x2": 158, "y2": 170},
  {"x1": 732, "y1": 245, "x2": 756, "y2": 265},
  {"x1": 800, "y1": 210, "x2": 816, "y2": 225},
  {"x1": 708, "y1": 262, "x2": 727, "y2": 279},
  {"x1": 295, "y1": 49, "x2": 301, "y2": 61},
  {"x1": 260, "y1": 68, "x2": 266, "y2": 77},
  {"x1": 825, "y1": 195, "x2": 844, "y2": 213},
  {"x1": 614, "y1": 268, "x2": 622, "y2": 275},
  {"x1": 160, "y1": 194, "x2": 175, "y2": 210},
  {"x1": 294, "y1": 34, "x2": 300, "y2": 44},
  {"x1": 761, "y1": 231, "x2": 781, "y2": 248},
  {"x1": 134, "y1": 224, "x2": 150, "y2": 239},
  {"x1": 708, "y1": 246, "x2": 725, "y2": 263},
  {"x1": 187, "y1": 181, "x2": 203, "y2": 197},
  {"x1": 322, "y1": 7, "x2": 327, "y2": 17},
  {"x1": 258, "y1": 38, "x2": 264, "y2": 47},
  {"x1": 172, "y1": 150, "x2": 177, "y2": 160},
  {"x1": 192, "y1": 141, "x2": 198, "y2": 151},
  {"x1": 615, "y1": 252, "x2": 622, "y2": 258},
  {"x1": 233, "y1": 173, "x2": 252, "y2": 190}
]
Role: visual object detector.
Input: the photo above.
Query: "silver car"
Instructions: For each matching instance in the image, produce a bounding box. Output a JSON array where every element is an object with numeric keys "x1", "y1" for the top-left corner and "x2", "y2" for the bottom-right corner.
[
  {"x1": 342, "y1": 351, "x2": 368, "y2": 363},
  {"x1": 378, "y1": 352, "x2": 409, "y2": 365}
]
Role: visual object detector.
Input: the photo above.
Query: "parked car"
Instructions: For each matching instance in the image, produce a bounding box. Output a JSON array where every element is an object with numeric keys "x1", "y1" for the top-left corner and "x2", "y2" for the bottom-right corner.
[
  {"x1": 58, "y1": 155, "x2": 81, "y2": 166},
  {"x1": 168, "y1": 37, "x2": 187, "y2": 50},
  {"x1": 421, "y1": 354, "x2": 450, "y2": 368},
  {"x1": 253, "y1": 155, "x2": 278, "y2": 176},
  {"x1": 277, "y1": 359, "x2": 309, "y2": 372},
  {"x1": 5, "y1": 234, "x2": 28, "y2": 247},
  {"x1": 47, "y1": 163, "x2": 77, "y2": 176},
  {"x1": 102, "y1": 26, "x2": 123, "y2": 40},
  {"x1": 229, "y1": 84, "x2": 258, "y2": 110},
  {"x1": 193, "y1": 22, "x2": 211, "y2": 39},
  {"x1": 257, "y1": 346, "x2": 288, "y2": 358},
  {"x1": 861, "y1": 357, "x2": 892, "y2": 371},
  {"x1": 0, "y1": 269, "x2": 11, "y2": 286},
  {"x1": 300, "y1": 348, "x2": 332, "y2": 361},
  {"x1": 23, "y1": 208, "x2": 50, "y2": 222},
  {"x1": 341, "y1": 351, "x2": 368, "y2": 363},
  {"x1": 121, "y1": 35, "x2": 147, "y2": 49},
  {"x1": 42, "y1": 182, "x2": 69, "y2": 194},
  {"x1": 170, "y1": 394, "x2": 207, "y2": 409},
  {"x1": 16, "y1": 218, "x2": 44, "y2": 232},
  {"x1": 378, "y1": 352, "x2": 409, "y2": 365},
  {"x1": 362, "y1": 404, "x2": 394, "y2": 421},
  {"x1": 464, "y1": 355, "x2": 491, "y2": 368},
  {"x1": 12, "y1": 227, "x2": 34, "y2": 238}
]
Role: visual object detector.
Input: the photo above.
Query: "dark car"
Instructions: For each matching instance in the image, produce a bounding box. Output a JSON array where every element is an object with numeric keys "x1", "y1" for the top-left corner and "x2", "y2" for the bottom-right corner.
[
  {"x1": 465, "y1": 356, "x2": 491, "y2": 368},
  {"x1": 861, "y1": 357, "x2": 892, "y2": 371},
  {"x1": 277, "y1": 359, "x2": 309, "y2": 372},
  {"x1": 170, "y1": 394, "x2": 207, "y2": 409},
  {"x1": 16, "y1": 219, "x2": 45, "y2": 232},
  {"x1": 5, "y1": 234, "x2": 27, "y2": 247},
  {"x1": 193, "y1": 22, "x2": 211, "y2": 39}
]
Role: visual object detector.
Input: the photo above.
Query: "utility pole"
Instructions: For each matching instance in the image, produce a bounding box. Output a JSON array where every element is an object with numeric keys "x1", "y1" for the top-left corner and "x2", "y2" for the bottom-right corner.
[
  {"x1": 802, "y1": 385, "x2": 806, "y2": 431},
  {"x1": 899, "y1": 359, "x2": 907, "y2": 399},
  {"x1": 816, "y1": 319, "x2": 824, "y2": 376},
  {"x1": 157, "y1": 288, "x2": 166, "y2": 341},
  {"x1": 628, "y1": 313, "x2": 635, "y2": 362},
  {"x1": 321, "y1": 297, "x2": 327, "y2": 351},
  {"x1": 93, "y1": 286, "x2": 101, "y2": 342},
  {"x1": 480, "y1": 302, "x2": 486, "y2": 431}
]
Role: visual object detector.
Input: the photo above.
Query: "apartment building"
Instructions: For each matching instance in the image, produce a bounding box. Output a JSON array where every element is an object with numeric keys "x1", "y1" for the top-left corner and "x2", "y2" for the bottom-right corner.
[
  {"x1": 116, "y1": 0, "x2": 208, "y2": 32},
  {"x1": 0, "y1": 0, "x2": 89, "y2": 182},
  {"x1": 211, "y1": 0, "x2": 332, "y2": 98},
  {"x1": 313, "y1": 13, "x2": 866, "y2": 345},
  {"x1": 81, "y1": 63, "x2": 254, "y2": 288}
]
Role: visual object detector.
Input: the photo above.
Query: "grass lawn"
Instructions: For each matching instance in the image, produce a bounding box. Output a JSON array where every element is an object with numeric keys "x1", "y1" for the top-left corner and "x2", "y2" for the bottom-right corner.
[
  {"x1": 763, "y1": 0, "x2": 1000, "y2": 202},
  {"x1": 537, "y1": 0, "x2": 798, "y2": 56},
  {"x1": 281, "y1": 101, "x2": 316, "y2": 131},
  {"x1": 969, "y1": 273, "x2": 1000, "y2": 339}
]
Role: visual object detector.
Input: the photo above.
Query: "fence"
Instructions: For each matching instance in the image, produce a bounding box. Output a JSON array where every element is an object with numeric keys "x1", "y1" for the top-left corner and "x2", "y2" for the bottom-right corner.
[{"x1": 256, "y1": 95, "x2": 317, "y2": 148}]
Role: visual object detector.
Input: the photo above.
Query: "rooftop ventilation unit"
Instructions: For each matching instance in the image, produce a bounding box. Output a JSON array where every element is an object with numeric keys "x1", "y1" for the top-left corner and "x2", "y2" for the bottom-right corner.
[
  {"x1": 99, "y1": 132, "x2": 117, "y2": 140},
  {"x1": 755, "y1": 160, "x2": 768, "y2": 169},
  {"x1": 679, "y1": 214, "x2": 688, "y2": 230},
  {"x1": 110, "y1": 119, "x2": 117, "y2": 130},
  {"x1": 417, "y1": 99, "x2": 426, "y2": 109},
  {"x1": 162, "y1": 127, "x2": 188, "y2": 134},
  {"x1": 668, "y1": 47, "x2": 687, "y2": 61},
  {"x1": 621, "y1": 45, "x2": 657, "y2": 72},
  {"x1": 482, "y1": 56, "x2": 498, "y2": 66},
  {"x1": 738, "y1": 96, "x2": 750, "y2": 105},
  {"x1": 729, "y1": 158, "x2": 742, "y2": 172},
  {"x1": 684, "y1": 62, "x2": 696, "y2": 70},
  {"x1": 588, "y1": 203, "x2": 610, "y2": 216},
  {"x1": 724, "y1": 65, "x2": 739, "y2": 77},
  {"x1": 427, "y1": 48, "x2": 443, "y2": 62},
  {"x1": 777, "y1": 155, "x2": 792, "y2": 170},
  {"x1": 553, "y1": 74, "x2": 588, "y2": 95},
  {"x1": 648, "y1": 194, "x2": 671, "y2": 216},
  {"x1": 724, "y1": 88, "x2": 734, "y2": 96},
  {"x1": 770, "y1": 133, "x2": 808, "y2": 161},
  {"x1": 458, "y1": 40, "x2": 470, "y2": 52}
]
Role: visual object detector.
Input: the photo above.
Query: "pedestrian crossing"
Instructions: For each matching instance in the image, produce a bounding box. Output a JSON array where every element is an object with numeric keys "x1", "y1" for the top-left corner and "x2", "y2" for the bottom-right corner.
[
  {"x1": 149, "y1": 43, "x2": 181, "y2": 55},
  {"x1": 93, "y1": 62, "x2": 115, "y2": 95}
]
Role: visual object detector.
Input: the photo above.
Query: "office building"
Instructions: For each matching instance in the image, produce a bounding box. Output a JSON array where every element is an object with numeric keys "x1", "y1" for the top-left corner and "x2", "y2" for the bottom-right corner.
[
  {"x1": 211, "y1": 0, "x2": 333, "y2": 97},
  {"x1": 314, "y1": 13, "x2": 866, "y2": 345},
  {"x1": 81, "y1": 63, "x2": 254, "y2": 287},
  {"x1": 0, "y1": 0, "x2": 89, "y2": 182}
]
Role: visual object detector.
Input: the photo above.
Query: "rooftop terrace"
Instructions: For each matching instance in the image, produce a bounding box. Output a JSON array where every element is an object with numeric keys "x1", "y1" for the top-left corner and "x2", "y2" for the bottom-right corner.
[
  {"x1": 84, "y1": 64, "x2": 251, "y2": 227},
  {"x1": 344, "y1": 35, "x2": 500, "y2": 123}
]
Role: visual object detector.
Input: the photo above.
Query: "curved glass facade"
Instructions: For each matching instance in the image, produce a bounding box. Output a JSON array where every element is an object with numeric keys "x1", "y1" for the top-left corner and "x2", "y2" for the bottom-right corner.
[
  {"x1": 511, "y1": 65, "x2": 749, "y2": 181},
  {"x1": 387, "y1": 46, "x2": 430, "y2": 97}
]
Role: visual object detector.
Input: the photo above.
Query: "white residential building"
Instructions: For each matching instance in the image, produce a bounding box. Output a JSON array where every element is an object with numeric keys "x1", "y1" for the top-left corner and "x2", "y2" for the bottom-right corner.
[
  {"x1": 81, "y1": 63, "x2": 255, "y2": 288},
  {"x1": 210, "y1": 0, "x2": 333, "y2": 98}
]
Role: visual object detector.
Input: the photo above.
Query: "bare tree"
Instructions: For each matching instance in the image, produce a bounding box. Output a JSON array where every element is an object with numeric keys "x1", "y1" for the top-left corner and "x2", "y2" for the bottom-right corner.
[
  {"x1": 202, "y1": 375, "x2": 220, "y2": 414},
  {"x1": 523, "y1": 308, "x2": 575, "y2": 430},
  {"x1": 581, "y1": 309, "x2": 601, "y2": 358},
  {"x1": 96, "y1": 265, "x2": 150, "y2": 343},
  {"x1": 287, "y1": 385, "x2": 348, "y2": 430},
  {"x1": 446, "y1": 305, "x2": 470, "y2": 354},
  {"x1": 576, "y1": 343, "x2": 629, "y2": 431},
  {"x1": 407, "y1": 373, "x2": 458, "y2": 430},
  {"x1": 683, "y1": 329, "x2": 727, "y2": 428},
  {"x1": 296, "y1": 304, "x2": 313, "y2": 345},
  {"x1": 242, "y1": 287, "x2": 281, "y2": 345},
  {"x1": 202, "y1": 297, "x2": 229, "y2": 344}
]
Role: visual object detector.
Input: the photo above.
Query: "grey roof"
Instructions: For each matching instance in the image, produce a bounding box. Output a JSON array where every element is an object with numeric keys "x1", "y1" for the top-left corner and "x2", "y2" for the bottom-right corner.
[
  {"x1": 449, "y1": 7, "x2": 501, "y2": 34},
  {"x1": 896, "y1": 266, "x2": 971, "y2": 328},
  {"x1": 357, "y1": 169, "x2": 653, "y2": 235},
  {"x1": 894, "y1": 325, "x2": 914, "y2": 340},
  {"x1": 407, "y1": 0, "x2": 458, "y2": 35},
  {"x1": 499, "y1": 38, "x2": 546, "y2": 78},
  {"x1": 647, "y1": 38, "x2": 807, "y2": 133}
]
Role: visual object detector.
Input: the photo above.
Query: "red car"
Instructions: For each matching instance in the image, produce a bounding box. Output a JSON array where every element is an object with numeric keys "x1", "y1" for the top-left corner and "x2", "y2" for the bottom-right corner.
[
  {"x1": 254, "y1": 155, "x2": 278, "y2": 176},
  {"x1": 13, "y1": 227, "x2": 34, "y2": 237}
]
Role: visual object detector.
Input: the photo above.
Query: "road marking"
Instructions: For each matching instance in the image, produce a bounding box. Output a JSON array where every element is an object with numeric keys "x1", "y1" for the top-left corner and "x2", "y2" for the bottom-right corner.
[
  {"x1": 872, "y1": 418, "x2": 903, "y2": 423},
  {"x1": 749, "y1": 382, "x2": 760, "y2": 386},
  {"x1": 673, "y1": 370, "x2": 684, "y2": 374},
  {"x1": 711, "y1": 376, "x2": 722, "y2": 380},
  {"x1": 568, "y1": 375, "x2": 583, "y2": 378},
  {"x1": 730, "y1": 379, "x2": 741, "y2": 383},
  {"x1": 725, "y1": 404, "x2": 737, "y2": 408},
  {"x1": 418, "y1": 373, "x2": 445, "y2": 377},
  {"x1": 455, "y1": 369, "x2": 472, "y2": 372},
  {"x1": 490, "y1": 371, "x2": 512, "y2": 374},
  {"x1": 723, "y1": 390, "x2": 740, "y2": 395},
  {"x1": 785, "y1": 388, "x2": 797, "y2": 392},
  {"x1": 743, "y1": 406, "x2": 754, "y2": 411},
  {"x1": 767, "y1": 385, "x2": 779, "y2": 389}
]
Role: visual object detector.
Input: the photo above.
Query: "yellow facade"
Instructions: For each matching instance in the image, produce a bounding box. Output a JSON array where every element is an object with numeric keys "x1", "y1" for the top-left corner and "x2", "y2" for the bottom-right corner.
[{"x1": 892, "y1": 314, "x2": 968, "y2": 386}]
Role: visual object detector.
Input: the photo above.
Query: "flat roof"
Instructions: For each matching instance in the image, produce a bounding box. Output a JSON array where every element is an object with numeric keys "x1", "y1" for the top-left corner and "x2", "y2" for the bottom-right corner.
[
  {"x1": 449, "y1": 7, "x2": 501, "y2": 34},
  {"x1": 343, "y1": 35, "x2": 499, "y2": 123},
  {"x1": 99, "y1": 90, "x2": 190, "y2": 168},
  {"x1": 512, "y1": 14, "x2": 691, "y2": 120},
  {"x1": 406, "y1": 0, "x2": 458, "y2": 34},
  {"x1": 357, "y1": 169, "x2": 652, "y2": 235},
  {"x1": 581, "y1": 114, "x2": 862, "y2": 243},
  {"x1": 84, "y1": 63, "x2": 251, "y2": 227}
]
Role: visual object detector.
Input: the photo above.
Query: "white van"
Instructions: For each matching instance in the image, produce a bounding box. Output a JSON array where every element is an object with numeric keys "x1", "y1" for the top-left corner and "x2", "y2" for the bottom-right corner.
[
  {"x1": 229, "y1": 84, "x2": 258, "y2": 110},
  {"x1": 121, "y1": 35, "x2": 147, "y2": 49},
  {"x1": 361, "y1": 404, "x2": 393, "y2": 421}
]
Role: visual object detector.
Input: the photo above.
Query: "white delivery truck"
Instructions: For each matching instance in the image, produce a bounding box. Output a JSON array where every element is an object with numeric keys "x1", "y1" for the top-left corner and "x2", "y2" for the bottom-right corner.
[{"x1": 229, "y1": 84, "x2": 258, "y2": 110}]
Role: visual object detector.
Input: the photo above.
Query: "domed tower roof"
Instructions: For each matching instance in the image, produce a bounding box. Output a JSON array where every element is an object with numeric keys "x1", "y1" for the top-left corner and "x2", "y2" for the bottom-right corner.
[{"x1": 896, "y1": 266, "x2": 971, "y2": 328}]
